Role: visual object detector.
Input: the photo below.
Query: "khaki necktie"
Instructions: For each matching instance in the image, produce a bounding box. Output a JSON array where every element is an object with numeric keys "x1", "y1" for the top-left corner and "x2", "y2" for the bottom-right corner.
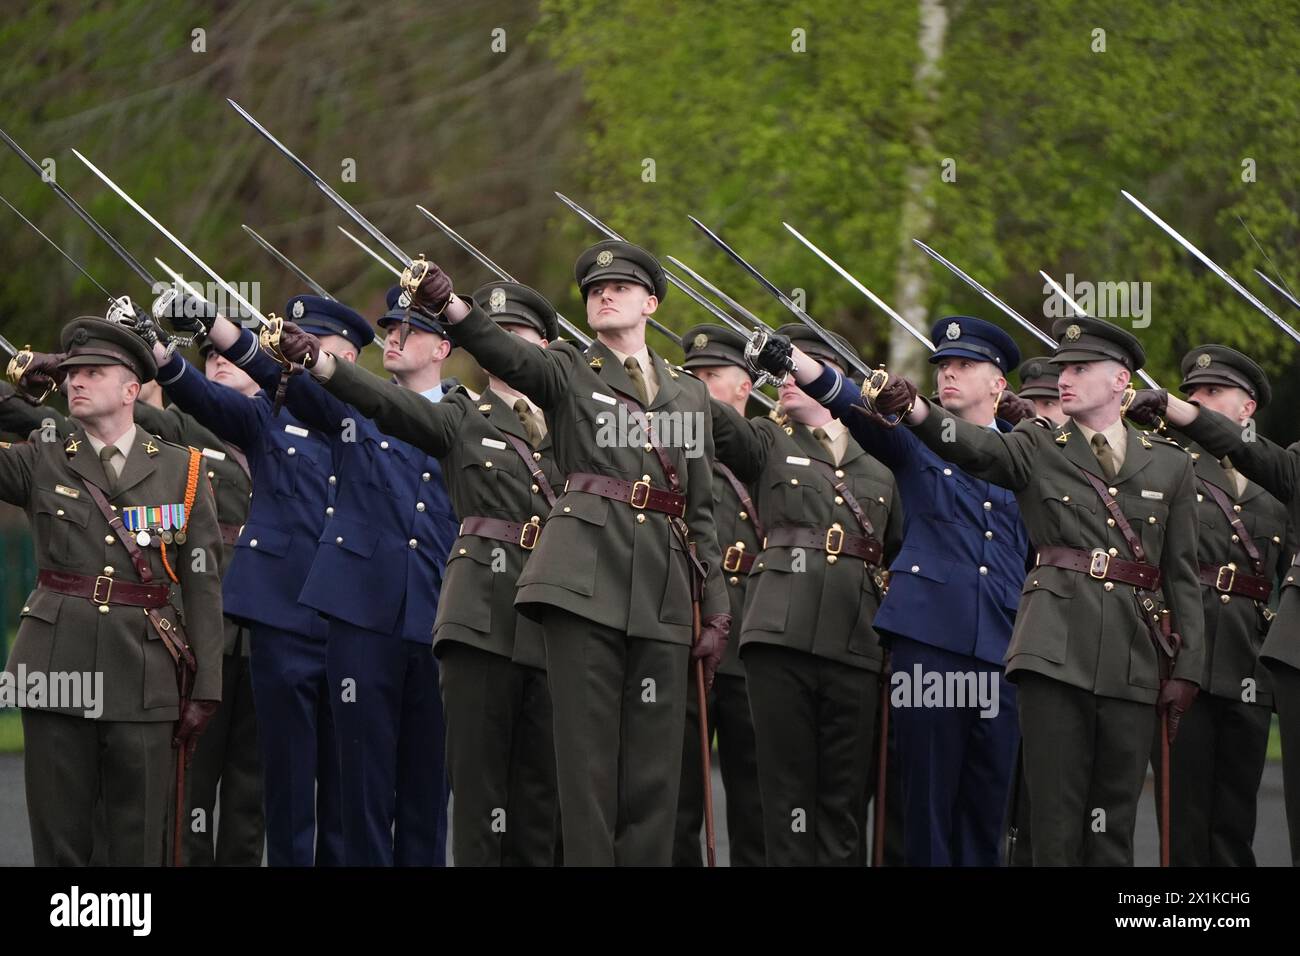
[
  {"x1": 812, "y1": 426, "x2": 839, "y2": 466},
  {"x1": 1090, "y1": 433, "x2": 1117, "y2": 480},
  {"x1": 99, "y1": 446, "x2": 119, "y2": 493},
  {"x1": 624, "y1": 356, "x2": 649, "y2": 407},
  {"x1": 1220, "y1": 457, "x2": 1245, "y2": 497},
  {"x1": 513, "y1": 398, "x2": 544, "y2": 448}
]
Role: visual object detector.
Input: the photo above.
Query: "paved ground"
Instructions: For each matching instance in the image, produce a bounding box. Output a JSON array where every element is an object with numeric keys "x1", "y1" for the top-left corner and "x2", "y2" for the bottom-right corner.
[{"x1": 0, "y1": 753, "x2": 1290, "y2": 866}]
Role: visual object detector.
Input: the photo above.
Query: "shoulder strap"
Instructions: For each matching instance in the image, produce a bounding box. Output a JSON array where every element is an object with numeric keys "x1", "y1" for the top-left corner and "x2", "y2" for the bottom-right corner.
[
  {"x1": 501, "y1": 431, "x2": 557, "y2": 507},
  {"x1": 1199, "y1": 478, "x2": 1265, "y2": 576},
  {"x1": 714, "y1": 461, "x2": 764, "y2": 540},
  {"x1": 615, "y1": 394, "x2": 681, "y2": 493},
  {"x1": 809, "y1": 458, "x2": 876, "y2": 538},
  {"x1": 1077, "y1": 468, "x2": 1146, "y2": 561}
]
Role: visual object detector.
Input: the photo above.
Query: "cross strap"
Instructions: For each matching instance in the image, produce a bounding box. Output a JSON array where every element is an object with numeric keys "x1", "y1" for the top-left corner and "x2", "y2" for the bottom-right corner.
[
  {"x1": 1198, "y1": 478, "x2": 1265, "y2": 578},
  {"x1": 501, "y1": 431, "x2": 557, "y2": 507},
  {"x1": 808, "y1": 458, "x2": 876, "y2": 539},
  {"x1": 80, "y1": 477, "x2": 154, "y2": 583},
  {"x1": 714, "y1": 461, "x2": 764, "y2": 540}
]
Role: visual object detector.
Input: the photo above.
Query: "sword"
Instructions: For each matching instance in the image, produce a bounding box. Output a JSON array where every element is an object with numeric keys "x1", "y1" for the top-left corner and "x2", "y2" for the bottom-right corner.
[
  {"x1": 0, "y1": 331, "x2": 20, "y2": 359},
  {"x1": 784, "y1": 222, "x2": 935, "y2": 352},
  {"x1": 1254, "y1": 269, "x2": 1300, "y2": 312},
  {"x1": 242, "y1": 225, "x2": 334, "y2": 299},
  {"x1": 0, "y1": 127, "x2": 159, "y2": 289},
  {"x1": 0, "y1": 192, "x2": 119, "y2": 306},
  {"x1": 338, "y1": 226, "x2": 402, "y2": 278},
  {"x1": 689, "y1": 214, "x2": 878, "y2": 382},
  {"x1": 663, "y1": 255, "x2": 778, "y2": 337},
  {"x1": 71, "y1": 149, "x2": 272, "y2": 332},
  {"x1": 154, "y1": 258, "x2": 223, "y2": 319},
  {"x1": 414, "y1": 204, "x2": 592, "y2": 347},
  {"x1": 1039, "y1": 270, "x2": 1160, "y2": 389},
  {"x1": 1121, "y1": 190, "x2": 1300, "y2": 345}
]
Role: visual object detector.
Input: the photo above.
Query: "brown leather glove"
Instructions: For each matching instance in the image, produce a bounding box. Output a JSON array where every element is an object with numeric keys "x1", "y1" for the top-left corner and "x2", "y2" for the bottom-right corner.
[
  {"x1": 13, "y1": 351, "x2": 67, "y2": 403},
  {"x1": 278, "y1": 320, "x2": 322, "y2": 368},
  {"x1": 173, "y1": 698, "x2": 220, "y2": 765},
  {"x1": 692, "y1": 612, "x2": 732, "y2": 691},
  {"x1": 1156, "y1": 677, "x2": 1198, "y2": 743},
  {"x1": 869, "y1": 374, "x2": 918, "y2": 420},
  {"x1": 1125, "y1": 388, "x2": 1168, "y2": 429},
  {"x1": 411, "y1": 262, "x2": 454, "y2": 316},
  {"x1": 996, "y1": 390, "x2": 1038, "y2": 426}
]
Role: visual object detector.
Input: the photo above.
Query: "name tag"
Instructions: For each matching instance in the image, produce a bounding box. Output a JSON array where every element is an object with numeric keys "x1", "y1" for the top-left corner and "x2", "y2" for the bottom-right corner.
[
  {"x1": 481, "y1": 438, "x2": 507, "y2": 450},
  {"x1": 284, "y1": 424, "x2": 309, "y2": 437},
  {"x1": 1141, "y1": 490, "x2": 1164, "y2": 500},
  {"x1": 591, "y1": 392, "x2": 617, "y2": 406},
  {"x1": 54, "y1": 484, "x2": 81, "y2": 499},
  {"x1": 201, "y1": 447, "x2": 227, "y2": 461},
  {"x1": 786, "y1": 456, "x2": 810, "y2": 466}
]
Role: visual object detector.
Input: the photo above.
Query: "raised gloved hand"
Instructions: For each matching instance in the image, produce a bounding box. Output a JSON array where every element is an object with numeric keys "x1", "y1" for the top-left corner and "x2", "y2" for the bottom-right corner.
[
  {"x1": 410, "y1": 261, "x2": 454, "y2": 317},
  {"x1": 130, "y1": 311, "x2": 171, "y2": 350},
  {"x1": 1156, "y1": 677, "x2": 1198, "y2": 743},
  {"x1": 8, "y1": 351, "x2": 67, "y2": 403},
  {"x1": 173, "y1": 698, "x2": 220, "y2": 765},
  {"x1": 153, "y1": 287, "x2": 217, "y2": 336},
  {"x1": 996, "y1": 390, "x2": 1038, "y2": 426},
  {"x1": 1124, "y1": 388, "x2": 1168, "y2": 429},
  {"x1": 745, "y1": 329, "x2": 795, "y2": 378},
  {"x1": 692, "y1": 612, "x2": 732, "y2": 691},
  {"x1": 277, "y1": 320, "x2": 322, "y2": 368}
]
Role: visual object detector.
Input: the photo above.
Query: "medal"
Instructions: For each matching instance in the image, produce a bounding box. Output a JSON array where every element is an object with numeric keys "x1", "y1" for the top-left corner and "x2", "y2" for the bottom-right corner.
[{"x1": 135, "y1": 530, "x2": 151, "y2": 547}]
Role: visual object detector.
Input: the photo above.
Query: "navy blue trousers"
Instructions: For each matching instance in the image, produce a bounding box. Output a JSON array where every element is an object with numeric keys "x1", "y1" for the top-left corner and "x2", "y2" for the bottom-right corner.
[
  {"x1": 248, "y1": 624, "x2": 344, "y2": 867},
  {"x1": 888, "y1": 635, "x2": 1018, "y2": 866},
  {"x1": 326, "y1": 620, "x2": 449, "y2": 866}
]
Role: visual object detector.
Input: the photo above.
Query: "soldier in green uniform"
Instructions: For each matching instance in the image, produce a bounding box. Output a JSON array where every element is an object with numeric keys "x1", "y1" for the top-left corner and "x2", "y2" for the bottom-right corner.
[
  {"x1": 1, "y1": 318, "x2": 224, "y2": 866},
  {"x1": 412, "y1": 241, "x2": 732, "y2": 866},
  {"x1": 710, "y1": 325, "x2": 902, "y2": 866},
  {"x1": 131, "y1": 339, "x2": 264, "y2": 866},
  {"x1": 673, "y1": 324, "x2": 765, "y2": 866},
  {"x1": 1129, "y1": 354, "x2": 1300, "y2": 866},
  {"x1": 1016, "y1": 357, "x2": 1066, "y2": 426},
  {"x1": 1137, "y1": 346, "x2": 1287, "y2": 865},
  {"x1": 278, "y1": 281, "x2": 563, "y2": 866},
  {"x1": 871, "y1": 316, "x2": 1203, "y2": 866}
]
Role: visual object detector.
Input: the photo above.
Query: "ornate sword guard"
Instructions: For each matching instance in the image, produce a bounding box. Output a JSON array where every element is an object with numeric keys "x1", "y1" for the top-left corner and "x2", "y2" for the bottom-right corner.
[
  {"x1": 6, "y1": 348, "x2": 54, "y2": 404},
  {"x1": 863, "y1": 366, "x2": 904, "y2": 428},
  {"x1": 258, "y1": 314, "x2": 298, "y2": 368},
  {"x1": 105, "y1": 295, "x2": 138, "y2": 327},
  {"x1": 742, "y1": 327, "x2": 789, "y2": 388},
  {"x1": 400, "y1": 255, "x2": 431, "y2": 297}
]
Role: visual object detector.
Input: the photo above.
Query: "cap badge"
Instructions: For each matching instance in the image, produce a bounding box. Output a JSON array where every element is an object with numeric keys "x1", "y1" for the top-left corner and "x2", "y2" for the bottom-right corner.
[
  {"x1": 1196, "y1": 353, "x2": 1212, "y2": 368},
  {"x1": 945, "y1": 322, "x2": 961, "y2": 341},
  {"x1": 489, "y1": 288, "x2": 507, "y2": 313},
  {"x1": 595, "y1": 250, "x2": 614, "y2": 267},
  {"x1": 1065, "y1": 323, "x2": 1082, "y2": 341},
  {"x1": 292, "y1": 300, "x2": 305, "y2": 319},
  {"x1": 73, "y1": 328, "x2": 89, "y2": 346},
  {"x1": 692, "y1": 333, "x2": 709, "y2": 351}
]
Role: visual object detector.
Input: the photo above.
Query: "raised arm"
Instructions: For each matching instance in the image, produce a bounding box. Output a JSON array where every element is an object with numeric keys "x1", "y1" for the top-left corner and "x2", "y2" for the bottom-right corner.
[
  {"x1": 708, "y1": 399, "x2": 773, "y2": 485},
  {"x1": 154, "y1": 351, "x2": 265, "y2": 449},
  {"x1": 1177, "y1": 404, "x2": 1298, "y2": 504},
  {"x1": 444, "y1": 301, "x2": 575, "y2": 411},
  {"x1": 908, "y1": 401, "x2": 1036, "y2": 492},
  {"x1": 312, "y1": 357, "x2": 463, "y2": 458},
  {"x1": 799, "y1": 363, "x2": 916, "y2": 468}
]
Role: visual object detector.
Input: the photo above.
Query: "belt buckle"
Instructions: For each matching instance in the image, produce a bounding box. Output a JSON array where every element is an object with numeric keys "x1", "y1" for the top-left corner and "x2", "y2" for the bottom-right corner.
[
  {"x1": 1088, "y1": 548, "x2": 1110, "y2": 580},
  {"x1": 1215, "y1": 565, "x2": 1236, "y2": 593},
  {"x1": 92, "y1": 575, "x2": 114, "y2": 605},
  {"x1": 723, "y1": 544, "x2": 745, "y2": 573},
  {"x1": 629, "y1": 480, "x2": 651, "y2": 510},
  {"x1": 825, "y1": 526, "x2": 845, "y2": 556},
  {"x1": 519, "y1": 519, "x2": 541, "y2": 550}
]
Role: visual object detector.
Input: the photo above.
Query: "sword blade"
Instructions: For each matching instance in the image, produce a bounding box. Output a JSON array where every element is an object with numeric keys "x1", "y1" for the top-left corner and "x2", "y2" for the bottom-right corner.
[
  {"x1": 0, "y1": 191, "x2": 116, "y2": 303},
  {"x1": 1121, "y1": 189, "x2": 1300, "y2": 345},
  {"x1": 0, "y1": 127, "x2": 158, "y2": 289},
  {"x1": 228, "y1": 99, "x2": 411, "y2": 268},
  {"x1": 338, "y1": 226, "x2": 402, "y2": 277},
  {"x1": 71, "y1": 149, "x2": 271, "y2": 328},
  {"x1": 664, "y1": 256, "x2": 775, "y2": 334},
  {"x1": 1254, "y1": 268, "x2": 1300, "y2": 312},
  {"x1": 912, "y1": 239, "x2": 1058, "y2": 350},
  {"x1": 154, "y1": 258, "x2": 219, "y2": 313},
  {"x1": 688, "y1": 214, "x2": 876, "y2": 380},
  {"x1": 783, "y1": 222, "x2": 935, "y2": 352},
  {"x1": 414, "y1": 205, "x2": 591, "y2": 346},
  {"x1": 242, "y1": 225, "x2": 333, "y2": 299},
  {"x1": 1040, "y1": 268, "x2": 1160, "y2": 389}
]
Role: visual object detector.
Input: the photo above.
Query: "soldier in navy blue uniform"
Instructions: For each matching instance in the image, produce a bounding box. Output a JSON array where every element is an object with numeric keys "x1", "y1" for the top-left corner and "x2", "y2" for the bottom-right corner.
[
  {"x1": 753, "y1": 316, "x2": 1030, "y2": 865},
  {"x1": 214, "y1": 291, "x2": 457, "y2": 866},
  {"x1": 144, "y1": 302, "x2": 353, "y2": 866}
]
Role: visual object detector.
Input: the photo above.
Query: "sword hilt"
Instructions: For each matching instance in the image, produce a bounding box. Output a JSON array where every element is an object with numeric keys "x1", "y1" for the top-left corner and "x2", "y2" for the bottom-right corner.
[
  {"x1": 6, "y1": 347, "x2": 55, "y2": 404},
  {"x1": 258, "y1": 314, "x2": 296, "y2": 369},
  {"x1": 863, "y1": 366, "x2": 905, "y2": 428},
  {"x1": 400, "y1": 255, "x2": 431, "y2": 297}
]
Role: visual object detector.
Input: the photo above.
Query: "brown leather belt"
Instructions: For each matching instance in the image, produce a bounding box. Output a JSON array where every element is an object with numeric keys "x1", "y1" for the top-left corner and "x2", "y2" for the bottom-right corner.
[
  {"x1": 1036, "y1": 545, "x2": 1161, "y2": 589},
  {"x1": 764, "y1": 525, "x2": 883, "y2": 564},
  {"x1": 1198, "y1": 561, "x2": 1272, "y2": 601},
  {"x1": 219, "y1": 523, "x2": 242, "y2": 547},
  {"x1": 459, "y1": 515, "x2": 543, "y2": 550},
  {"x1": 722, "y1": 544, "x2": 756, "y2": 574},
  {"x1": 564, "y1": 473, "x2": 686, "y2": 518},
  {"x1": 37, "y1": 569, "x2": 170, "y2": 608}
]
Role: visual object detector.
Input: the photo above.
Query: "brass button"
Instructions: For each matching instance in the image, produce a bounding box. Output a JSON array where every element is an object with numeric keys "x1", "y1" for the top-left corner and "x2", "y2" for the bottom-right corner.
[
  {"x1": 563, "y1": 506, "x2": 571, "y2": 513},
  {"x1": 1273, "y1": 536, "x2": 1282, "y2": 544},
  {"x1": 98, "y1": 605, "x2": 110, "y2": 615},
  {"x1": 1220, "y1": 594, "x2": 1231, "y2": 604},
  {"x1": 834, "y1": 496, "x2": 844, "y2": 504},
  {"x1": 739, "y1": 511, "x2": 748, "y2": 520},
  {"x1": 531, "y1": 484, "x2": 539, "y2": 493},
  {"x1": 21, "y1": 606, "x2": 29, "y2": 614},
  {"x1": 103, "y1": 566, "x2": 114, "y2": 575},
  {"x1": 1031, "y1": 580, "x2": 1038, "y2": 586},
  {"x1": 835, "y1": 469, "x2": 845, "y2": 478},
  {"x1": 1062, "y1": 496, "x2": 1070, "y2": 503},
  {"x1": 532, "y1": 452, "x2": 541, "y2": 462},
  {"x1": 1147, "y1": 516, "x2": 1156, "y2": 524},
  {"x1": 729, "y1": 576, "x2": 739, "y2": 586},
  {"x1": 790, "y1": 478, "x2": 799, "y2": 486},
  {"x1": 459, "y1": 548, "x2": 467, "y2": 555},
  {"x1": 642, "y1": 474, "x2": 651, "y2": 482},
  {"x1": 878, "y1": 497, "x2": 885, "y2": 504},
  {"x1": 104, "y1": 535, "x2": 116, "y2": 544},
  {"x1": 644, "y1": 444, "x2": 653, "y2": 452},
  {"x1": 207, "y1": 470, "x2": 215, "y2": 479},
  {"x1": 56, "y1": 509, "x2": 64, "y2": 516},
  {"x1": 484, "y1": 461, "x2": 493, "y2": 469},
  {"x1": 1106, "y1": 518, "x2": 1115, "y2": 527},
  {"x1": 1233, "y1": 504, "x2": 1242, "y2": 513},
  {"x1": 827, "y1": 555, "x2": 838, "y2": 564},
  {"x1": 1232, "y1": 534, "x2": 1239, "y2": 543},
  {"x1": 636, "y1": 514, "x2": 646, "y2": 524},
  {"x1": 1107, "y1": 486, "x2": 1117, "y2": 495},
  {"x1": 1108, "y1": 548, "x2": 1118, "y2": 556},
  {"x1": 1103, "y1": 582, "x2": 1114, "y2": 591}
]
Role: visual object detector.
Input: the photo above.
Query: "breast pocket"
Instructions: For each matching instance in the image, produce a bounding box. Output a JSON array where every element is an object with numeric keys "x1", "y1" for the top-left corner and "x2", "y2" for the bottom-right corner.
[
  {"x1": 33, "y1": 490, "x2": 93, "y2": 567},
  {"x1": 1040, "y1": 491, "x2": 1095, "y2": 544},
  {"x1": 270, "y1": 433, "x2": 329, "y2": 499},
  {"x1": 1121, "y1": 493, "x2": 1168, "y2": 558}
]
